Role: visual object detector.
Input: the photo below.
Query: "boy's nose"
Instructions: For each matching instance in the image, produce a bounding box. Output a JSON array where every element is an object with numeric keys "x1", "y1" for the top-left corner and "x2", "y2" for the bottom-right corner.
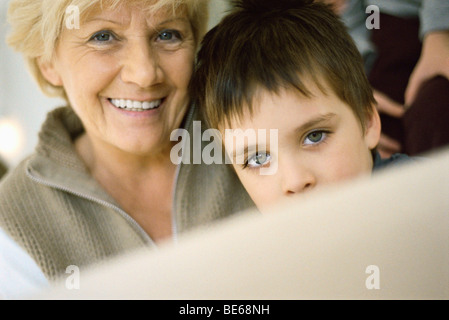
[
  {"x1": 280, "y1": 162, "x2": 316, "y2": 195},
  {"x1": 120, "y1": 40, "x2": 163, "y2": 88}
]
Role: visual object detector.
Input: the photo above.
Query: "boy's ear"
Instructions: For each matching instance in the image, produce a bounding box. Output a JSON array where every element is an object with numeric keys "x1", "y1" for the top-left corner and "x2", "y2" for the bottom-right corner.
[
  {"x1": 37, "y1": 57, "x2": 63, "y2": 86},
  {"x1": 364, "y1": 105, "x2": 381, "y2": 150}
]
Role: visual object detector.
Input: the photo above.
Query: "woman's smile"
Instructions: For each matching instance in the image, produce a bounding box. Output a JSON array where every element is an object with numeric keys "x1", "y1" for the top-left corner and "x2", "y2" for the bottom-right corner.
[
  {"x1": 104, "y1": 97, "x2": 166, "y2": 119},
  {"x1": 108, "y1": 98, "x2": 163, "y2": 111}
]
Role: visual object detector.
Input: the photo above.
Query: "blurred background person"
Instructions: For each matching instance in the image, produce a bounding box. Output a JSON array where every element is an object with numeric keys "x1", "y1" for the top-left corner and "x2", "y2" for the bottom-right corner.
[{"x1": 318, "y1": 0, "x2": 449, "y2": 158}]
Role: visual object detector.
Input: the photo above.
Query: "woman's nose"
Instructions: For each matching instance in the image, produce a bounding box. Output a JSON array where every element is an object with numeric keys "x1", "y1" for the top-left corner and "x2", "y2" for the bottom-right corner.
[
  {"x1": 120, "y1": 40, "x2": 162, "y2": 88},
  {"x1": 280, "y1": 161, "x2": 316, "y2": 195}
]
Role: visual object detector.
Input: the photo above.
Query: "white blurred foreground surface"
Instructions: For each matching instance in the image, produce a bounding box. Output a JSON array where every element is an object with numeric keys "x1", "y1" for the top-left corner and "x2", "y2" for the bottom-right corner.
[{"x1": 34, "y1": 148, "x2": 449, "y2": 300}]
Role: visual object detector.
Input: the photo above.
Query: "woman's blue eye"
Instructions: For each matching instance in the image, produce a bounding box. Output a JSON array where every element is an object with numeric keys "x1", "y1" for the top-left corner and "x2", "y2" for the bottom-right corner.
[
  {"x1": 90, "y1": 31, "x2": 113, "y2": 42},
  {"x1": 159, "y1": 31, "x2": 173, "y2": 40},
  {"x1": 157, "y1": 30, "x2": 181, "y2": 42}
]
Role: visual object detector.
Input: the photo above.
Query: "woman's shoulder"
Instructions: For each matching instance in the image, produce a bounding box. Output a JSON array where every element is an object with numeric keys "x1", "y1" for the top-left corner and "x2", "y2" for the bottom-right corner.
[
  {"x1": 0, "y1": 157, "x2": 33, "y2": 193},
  {"x1": 0, "y1": 153, "x2": 148, "y2": 281},
  {"x1": 0, "y1": 156, "x2": 45, "y2": 222}
]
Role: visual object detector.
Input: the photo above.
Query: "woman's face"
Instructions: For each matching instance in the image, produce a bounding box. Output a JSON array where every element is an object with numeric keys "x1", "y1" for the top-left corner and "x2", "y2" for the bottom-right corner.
[{"x1": 41, "y1": 3, "x2": 196, "y2": 156}]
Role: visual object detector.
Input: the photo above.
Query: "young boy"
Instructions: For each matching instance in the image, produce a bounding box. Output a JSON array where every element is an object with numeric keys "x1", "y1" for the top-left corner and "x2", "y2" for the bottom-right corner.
[{"x1": 190, "y1": 0, "x2": 412, "y2": 211}]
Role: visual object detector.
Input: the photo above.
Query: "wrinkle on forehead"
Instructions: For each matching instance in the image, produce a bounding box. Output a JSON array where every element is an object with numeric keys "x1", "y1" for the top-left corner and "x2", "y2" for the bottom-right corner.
[{"x1": 75, "y1": 0, "x2": 186, "y2": 26}]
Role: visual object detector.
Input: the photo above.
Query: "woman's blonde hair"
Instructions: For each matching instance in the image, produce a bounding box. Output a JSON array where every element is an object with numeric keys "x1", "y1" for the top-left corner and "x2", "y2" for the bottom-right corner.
[{"x1": 7, "y1": 0, "x2": 209, "y2": 99}]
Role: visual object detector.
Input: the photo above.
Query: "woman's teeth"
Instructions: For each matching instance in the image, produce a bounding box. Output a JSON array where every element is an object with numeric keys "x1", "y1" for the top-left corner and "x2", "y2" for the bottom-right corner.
[{"x1": 110, "y1": 98, "x2": 162, "y2": 111}]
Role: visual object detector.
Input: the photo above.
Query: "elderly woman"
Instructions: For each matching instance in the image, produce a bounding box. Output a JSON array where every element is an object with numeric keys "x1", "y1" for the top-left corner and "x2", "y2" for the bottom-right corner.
[{"x1": 0, "y1": 0, "x2": 253, "y2": 282}]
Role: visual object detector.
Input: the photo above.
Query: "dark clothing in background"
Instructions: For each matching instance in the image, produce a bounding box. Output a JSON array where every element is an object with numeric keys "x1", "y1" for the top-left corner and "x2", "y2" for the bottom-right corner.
[{"x1": 368, "y1": 13, "x2": 449, "y2": 156}]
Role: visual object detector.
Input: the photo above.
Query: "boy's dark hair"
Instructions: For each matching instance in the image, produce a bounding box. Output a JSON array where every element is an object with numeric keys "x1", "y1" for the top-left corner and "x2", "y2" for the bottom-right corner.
[{"x1": 190, "y1": 0, "x2": 376, "y2": 130}]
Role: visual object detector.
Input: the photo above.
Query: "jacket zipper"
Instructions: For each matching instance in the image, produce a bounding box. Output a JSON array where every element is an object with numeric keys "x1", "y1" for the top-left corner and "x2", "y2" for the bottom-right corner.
[
  {"x1": 25, "y1": 168, "x2": 156, "y2": 247},
  {"x1": 24, "y1": 106, "x2": 197, "y2": 247}
]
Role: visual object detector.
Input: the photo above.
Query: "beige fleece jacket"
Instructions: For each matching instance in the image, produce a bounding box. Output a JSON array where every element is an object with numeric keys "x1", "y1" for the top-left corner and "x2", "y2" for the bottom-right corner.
[{"x1": 0, "y1": 106, "x2": 254, "y2": 281}]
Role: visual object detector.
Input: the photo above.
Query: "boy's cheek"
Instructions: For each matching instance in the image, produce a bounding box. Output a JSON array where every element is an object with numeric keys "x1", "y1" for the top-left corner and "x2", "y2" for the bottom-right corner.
[{"x1": 235, "y1": 171, "x2": 280, "y2": 211}]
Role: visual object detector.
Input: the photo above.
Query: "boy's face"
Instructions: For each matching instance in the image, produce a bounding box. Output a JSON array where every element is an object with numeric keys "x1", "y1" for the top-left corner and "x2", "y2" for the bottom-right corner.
[{"x1": 221, "y1": 86, "x2": 381, "y2": 212}]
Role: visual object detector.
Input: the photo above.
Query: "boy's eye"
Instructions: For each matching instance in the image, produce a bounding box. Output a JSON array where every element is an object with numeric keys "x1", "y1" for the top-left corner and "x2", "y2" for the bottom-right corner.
[
  {"x1": 303, "y1": 130, "x2": 328, "y2": 146},
  {"x1": 245, "y1": 152, "x2": 271, "y2": 169},
  {"x1": 308, "y1": 132, "x2": 324, "y2": 143}
]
